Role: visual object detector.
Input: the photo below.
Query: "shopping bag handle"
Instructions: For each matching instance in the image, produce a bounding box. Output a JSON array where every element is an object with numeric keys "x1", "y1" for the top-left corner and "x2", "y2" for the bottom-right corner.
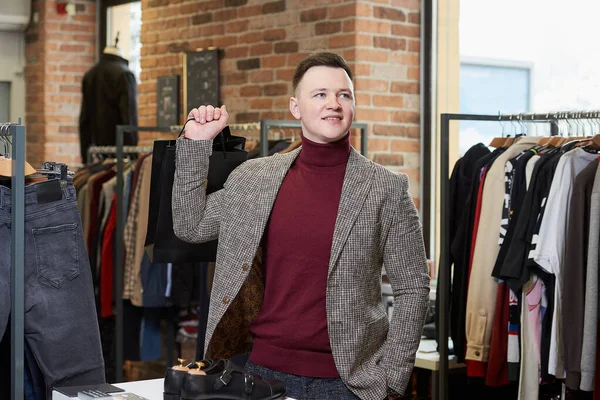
[{"x1": 179, "y1": 118, "x2": 228, "y2": 159}]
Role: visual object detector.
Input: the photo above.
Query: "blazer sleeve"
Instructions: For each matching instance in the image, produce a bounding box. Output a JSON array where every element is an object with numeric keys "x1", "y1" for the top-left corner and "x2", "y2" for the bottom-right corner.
[
  {"x1": 172, "y1": 137, "x2": 223, "y2": 243},
  {"x1": 380, "y1": 173, "x2": 431, "y2": 395}
]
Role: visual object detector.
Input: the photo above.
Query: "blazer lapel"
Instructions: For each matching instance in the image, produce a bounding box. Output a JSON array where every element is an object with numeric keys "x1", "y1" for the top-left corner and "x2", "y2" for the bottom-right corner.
[
  {"x1": 243, "y1": 148, "x2": 301, "y2": 253},
  {"x1": 328, "y1": 148, "x2": 375, "y2": 276}
]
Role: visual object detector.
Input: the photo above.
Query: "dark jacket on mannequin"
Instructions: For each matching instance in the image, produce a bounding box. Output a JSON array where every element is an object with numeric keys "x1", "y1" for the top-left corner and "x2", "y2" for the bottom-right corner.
[{"x1": 79, "y1": 52, "x2": 138, "y2": 163}]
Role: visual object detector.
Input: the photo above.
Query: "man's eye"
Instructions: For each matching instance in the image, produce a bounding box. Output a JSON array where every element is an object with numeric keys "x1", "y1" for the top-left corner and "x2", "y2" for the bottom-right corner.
[
  {"x1": 340, "y1": 93, "x2": 351, "y2": 99},
  {"x1": 315, "y1": 93, "x2": 325, "y2": 98}
]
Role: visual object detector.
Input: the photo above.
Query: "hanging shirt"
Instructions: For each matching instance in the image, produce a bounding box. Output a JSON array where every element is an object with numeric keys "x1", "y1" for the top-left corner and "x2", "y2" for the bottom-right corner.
[{"x1": 531, "y1": 148, "x2": 598, "y2": 378}]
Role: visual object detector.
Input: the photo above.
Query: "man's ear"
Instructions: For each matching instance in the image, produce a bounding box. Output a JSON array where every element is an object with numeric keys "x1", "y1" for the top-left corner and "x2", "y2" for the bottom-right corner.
[{"x1": 289, "y1": 96, "x2": 301, "y2": 120}]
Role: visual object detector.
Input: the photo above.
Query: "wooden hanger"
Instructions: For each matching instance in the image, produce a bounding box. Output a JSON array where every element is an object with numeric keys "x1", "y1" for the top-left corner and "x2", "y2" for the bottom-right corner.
[
  {"x1": 0, "y1": 125, "x2": 36, "y2": 177},
  {"x1": 0, "y1": 156, "x2": 36, "y2": 177}
]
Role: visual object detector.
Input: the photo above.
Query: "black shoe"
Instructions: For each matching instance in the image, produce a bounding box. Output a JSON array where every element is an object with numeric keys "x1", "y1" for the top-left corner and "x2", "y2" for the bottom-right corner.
[
  {"x1": 164, "y1": 359, "x2": 215, "y2": 400},
  {"x1": 180, "y1": 359, "x2": 286, "y2": 400}
]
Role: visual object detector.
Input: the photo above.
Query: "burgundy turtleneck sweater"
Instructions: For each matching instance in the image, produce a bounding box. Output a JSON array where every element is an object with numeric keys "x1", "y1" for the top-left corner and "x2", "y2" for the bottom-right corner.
[{"x1": 248, "y1": 133, "x2": 351, "y2": 378}]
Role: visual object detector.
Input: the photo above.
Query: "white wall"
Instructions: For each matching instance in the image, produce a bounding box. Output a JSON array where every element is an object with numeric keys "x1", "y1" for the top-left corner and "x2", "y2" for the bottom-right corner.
[
  {"x1": 460, "y1": 0, "x2": 600, "y2": 112},
  {"x1": 0, "y1": 30, "x2": 25, "y2": 123}
]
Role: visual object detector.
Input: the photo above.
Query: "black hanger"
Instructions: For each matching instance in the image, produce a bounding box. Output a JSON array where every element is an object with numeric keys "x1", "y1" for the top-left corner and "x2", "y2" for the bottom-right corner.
[{"x1": 35, "y1": 161, "x2": 70, "y2": 204}]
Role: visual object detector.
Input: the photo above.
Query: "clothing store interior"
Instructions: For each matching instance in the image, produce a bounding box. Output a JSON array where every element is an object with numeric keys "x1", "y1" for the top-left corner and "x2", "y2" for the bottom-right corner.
[{"x1": 1, "y1": 0, "x2": 600, "y2": 399}]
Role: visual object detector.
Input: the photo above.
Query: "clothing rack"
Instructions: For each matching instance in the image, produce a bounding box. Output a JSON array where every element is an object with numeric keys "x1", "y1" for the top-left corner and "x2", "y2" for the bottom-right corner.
[
  {"x1": 88, "y1": 126, "x2": 175, "y2": 382},
  {"x1": 259, "y1": 120, "x2": 369, "y2": 157},
  {"x1": 437, "y1": 110, "x2": 600, "y2": 400},
  {"x1": 87, "y1": 145, "x2": 154, "y2": 161},
  {"x1": 1, "y1": 122, "x2": 26, "y2": 400}
]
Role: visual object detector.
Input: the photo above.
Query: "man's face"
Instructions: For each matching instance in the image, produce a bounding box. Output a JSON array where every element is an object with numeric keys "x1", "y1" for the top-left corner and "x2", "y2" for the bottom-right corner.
[{"x1": 289, "y1": 66, "x2": 355, "y2": 144}]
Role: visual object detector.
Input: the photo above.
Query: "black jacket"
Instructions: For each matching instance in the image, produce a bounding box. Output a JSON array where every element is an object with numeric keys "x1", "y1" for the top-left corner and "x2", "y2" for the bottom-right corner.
[{"x1": 79, "y1": 53, "x2": 138, "y2": 163}]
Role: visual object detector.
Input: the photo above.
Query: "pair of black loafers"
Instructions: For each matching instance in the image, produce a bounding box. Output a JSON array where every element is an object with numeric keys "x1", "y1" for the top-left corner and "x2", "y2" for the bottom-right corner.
[{"x1": 164, "y1": 358, "x2": 286, "y2": 400}]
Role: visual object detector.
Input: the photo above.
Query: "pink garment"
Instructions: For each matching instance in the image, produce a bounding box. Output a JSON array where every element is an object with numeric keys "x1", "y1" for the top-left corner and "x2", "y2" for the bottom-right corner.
[{"x1": 526, "y1": 275, "x2": 544, "y2": 383}]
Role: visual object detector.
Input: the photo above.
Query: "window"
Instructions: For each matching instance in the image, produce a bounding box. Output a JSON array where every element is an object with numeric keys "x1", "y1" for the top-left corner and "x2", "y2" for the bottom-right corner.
[
  {"x1": 458, "y1": 58, "x2": 532, "y2": 155},
  {"x1": 101, "y1": 0, "x2": 142, "y2": 83}
]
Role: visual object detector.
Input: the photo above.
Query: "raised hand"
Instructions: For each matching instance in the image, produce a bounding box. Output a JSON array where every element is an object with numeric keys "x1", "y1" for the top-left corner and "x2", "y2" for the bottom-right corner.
[{"x1": 184, "y1": 105, "x2": 228, "y2": 141}]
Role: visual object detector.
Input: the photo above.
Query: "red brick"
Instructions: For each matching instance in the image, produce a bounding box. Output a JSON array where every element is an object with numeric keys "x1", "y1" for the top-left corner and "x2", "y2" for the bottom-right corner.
[
  {"x1": 262, "y1": 0, "x2": 286, "y2": 14},
  {"x1": 239, "y1": 31, "x2": 262, "y2": 44},
  {"x1": 355, "y1": 93, "x2": 371, "y2": 106},
  {"x1": 274, "y1": 41, "x2": 299, "y2": 53},
  {"x1": 367, "y1": 137, "x2": 390, "y2": 152},
  {"x1": 250, "y1": 98, "x2": 273, "y2": 109},
  {"x1": 373, "y1": 124, "x2": 420, "y2": 138},
  {"x1": 223, "y1": 72, "x2": 248, "y2": 85},
  {"x1": 262, "y1": 54, "x2": 286, "y2": 68},
  {"x1": 214, "y1": 8, "x2": 237, "y2": 22},
  {"x1": 345, "y1": 18, "x2": 391, "y2": 34},
  {"x1": 250, "y1": 43, "x2": 273, "y2": 56},
  {"x1": 329, "y1": 4, "x2": 355, "y2": 19},
  {"x1": 392, "y1": 23, "x2": 420, "y2": 37},
  {"x1": 263, "y1": 29, "x2": 286, "y2": 41},
  {"x1": 391, "y1": 110, "x2": 420, "y2": 124},
  {"x1": 408, "y1": 12, "x2": 420, "y2": 24},
  {"x1": 374, "y1": 6, "x2": 406, "y2": 21},
  {"x1": 315, "y1": 21, "x2": 342, "y2": 35},
  {"x1": 263, "y1": 83, "x2": 288, "y2": 96},
  {"x1": 374, "y1": 153, "x2": 403, "y2": 166},
  {"x1": 355, "y1": 48, "x2": 389, "y2": 63},
  {"x1": 392, "y1": 52, "x2": 420, "y2": 66},
  {"x1": 355, "y1": 78, "x2": 388, "y2": 92},
  {"x1": 276, "y1": 68, "x2": 295, "y2": 81},
  {"x1": 214, "y1": 36, "x2": 238, "y2": 47},
  {"x1": 355, "y1": 108, "x2": 389, "y2": 122},
  {"x1": 287, "y1": 52, "x2": 311, "y2": 66},
  {"x1": 391, "y1": 81, "x2": 420, "y2": 94},
  {"x1": 300, "y1": 8, "x2": 327, "y2": 22},
  {"x1": 226, "y1": 46, "x2": 249, "y2": 58},
  {"x1": 391, "y1": 139, "x2": 420, "y2": 153},
  {"x1": 357, "y1": 3, "x2": 373, "y2": 17},
  {"x1": 328, "y1": 34, "x2": 355, "y2": 48},
  {"x1": 238, "y1": 5, "x2": 262, "y2": 18},
  {"x1": 192, "y1": 13, "x2": 212, "y2": 25},
  {"x1": 408, "y1": 39, "x2": 420, "y2": 52},
  {"x1": 373, "y1": 94, "x2": 404, "y2": 108},
  {"x1": 392, "y1": 0, "x2": 421, "y2": 10},
  {"x1": 373, "y1": 36, "x2": 406, "y2": 51},
  {"x1": 250, "y1": 70, "x2": 274, "y2": 82},
  {"x1": 241, "y1": 85, "x2": 262, "y2": 97},
  {"x1": 202, "y1": 24, "x2": 225, "y2": 36},
  {"x1": 236, "y1": 112, "x2": 260, "y2": 123},
  {"x1": 407, "y1": 67, "x2": 419, "y2": 80},
  {"x1": 226, "y1": 19, "x2": 249, "y2": 33},
  {"x1": 225, "y1": 0, "x2": 248, "y2": 6}
]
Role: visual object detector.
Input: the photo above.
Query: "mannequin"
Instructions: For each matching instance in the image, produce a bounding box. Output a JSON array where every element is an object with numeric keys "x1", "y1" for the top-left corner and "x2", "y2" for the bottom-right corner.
[
  {"x1": 79, "y1": 31, "x2": 138, "y2": 163},
  {"x1": 102, "y1": 45, "x2": 124, "y2": 58}
]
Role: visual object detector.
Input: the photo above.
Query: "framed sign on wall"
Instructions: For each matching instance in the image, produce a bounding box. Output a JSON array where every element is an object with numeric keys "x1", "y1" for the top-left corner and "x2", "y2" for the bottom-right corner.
[
  {"x1": 156, "y1": 75, "x2": 180, "y2": 127},
  {"x1": 183, "y1": 48, "x2": 220, "y2": 113}
]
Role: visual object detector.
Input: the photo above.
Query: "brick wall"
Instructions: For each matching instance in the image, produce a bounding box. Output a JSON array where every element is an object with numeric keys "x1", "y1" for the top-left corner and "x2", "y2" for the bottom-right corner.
[
  {"x1": 25, "y1": 0, "x2": 96, "y2": 167},
  {"x1": 140, "y1": 0, "x2": 422, "y2": 205}
]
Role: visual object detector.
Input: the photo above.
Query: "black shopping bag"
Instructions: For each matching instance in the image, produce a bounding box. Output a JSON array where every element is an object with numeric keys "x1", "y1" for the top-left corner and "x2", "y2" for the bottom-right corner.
[{"x1": 146, "y1": 126, "x2": 248, "y2": 263}]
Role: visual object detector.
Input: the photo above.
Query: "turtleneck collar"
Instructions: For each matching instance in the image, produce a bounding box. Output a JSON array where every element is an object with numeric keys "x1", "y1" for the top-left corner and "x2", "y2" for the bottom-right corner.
[{"x1": 296, "y1": 132, "x2": 351, "y2": 167}]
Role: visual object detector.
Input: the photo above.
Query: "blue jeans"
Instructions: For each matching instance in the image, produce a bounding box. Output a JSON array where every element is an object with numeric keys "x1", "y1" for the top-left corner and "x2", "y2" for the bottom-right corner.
[
  {"x1": 0, "y1": 183, "x2": 105, "y2": 398},
  {"x1": 244, "y1": 360, "x2": 359, "y2": 400}
]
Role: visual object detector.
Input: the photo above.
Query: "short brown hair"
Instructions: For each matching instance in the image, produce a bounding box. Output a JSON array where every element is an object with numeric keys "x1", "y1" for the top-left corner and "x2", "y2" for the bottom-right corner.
[{"x1": 292, "y1": 52, "x2": 353, "y2": 93}]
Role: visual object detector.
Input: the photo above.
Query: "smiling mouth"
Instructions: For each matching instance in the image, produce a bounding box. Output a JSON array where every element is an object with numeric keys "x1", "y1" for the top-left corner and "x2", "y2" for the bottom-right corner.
[{"x1": 323, "y1": 117, "x2": 342, "y2": 120}]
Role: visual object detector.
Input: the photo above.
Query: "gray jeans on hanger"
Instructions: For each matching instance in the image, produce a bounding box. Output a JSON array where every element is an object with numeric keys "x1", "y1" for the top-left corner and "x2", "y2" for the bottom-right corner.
[{"x1": 0, "y1": 182, "x2": 105, "y2": 398}]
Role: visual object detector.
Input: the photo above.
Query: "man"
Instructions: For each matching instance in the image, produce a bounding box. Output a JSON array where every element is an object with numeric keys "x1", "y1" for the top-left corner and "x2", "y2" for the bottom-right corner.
[{"x1": 172, "y1": 52, "x2": 430, "y2": 400}]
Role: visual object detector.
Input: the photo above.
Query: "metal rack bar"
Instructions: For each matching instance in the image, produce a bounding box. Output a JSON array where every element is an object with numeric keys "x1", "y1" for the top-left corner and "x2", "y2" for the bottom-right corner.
[
  {"x1": 259, "y1": 120, "x2": 369, "y2": 157},
  {"x1": 436, "y1": 110, "x2": 600, "y2": 400},
  {"x1": 1, "y1": 123, "x2": 26, "y2": 400},
  {"x1": 113, "y1": 125, "x2": 177, "y2": 382}
]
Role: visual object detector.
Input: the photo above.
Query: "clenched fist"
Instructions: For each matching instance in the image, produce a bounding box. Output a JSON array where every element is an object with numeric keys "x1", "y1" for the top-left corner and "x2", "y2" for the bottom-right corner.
[{"x1": 184, "y1": 105, "x2": 229, "y2": 141}]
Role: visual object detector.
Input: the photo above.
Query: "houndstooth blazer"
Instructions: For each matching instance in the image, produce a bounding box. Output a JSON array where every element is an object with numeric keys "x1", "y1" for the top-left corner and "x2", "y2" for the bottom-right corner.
[{"x1": 172, "y1": 137, "x2": 430, "y2": 400}]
